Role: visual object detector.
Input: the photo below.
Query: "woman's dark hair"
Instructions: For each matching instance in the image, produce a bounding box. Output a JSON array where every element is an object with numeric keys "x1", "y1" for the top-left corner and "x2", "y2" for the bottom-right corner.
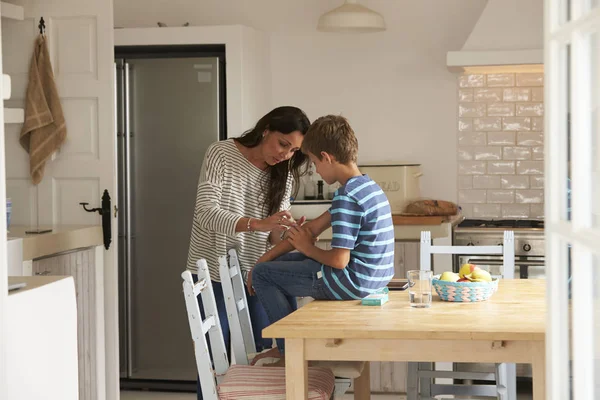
[{"x1": 235, "y1": 106, "x2": 310, "y2": 215}]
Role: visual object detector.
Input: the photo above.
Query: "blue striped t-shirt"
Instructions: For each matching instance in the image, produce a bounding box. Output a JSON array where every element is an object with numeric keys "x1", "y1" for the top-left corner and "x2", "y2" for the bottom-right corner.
[{"x1": 322, "y1": 174, "x2": 395, "y2": 300}]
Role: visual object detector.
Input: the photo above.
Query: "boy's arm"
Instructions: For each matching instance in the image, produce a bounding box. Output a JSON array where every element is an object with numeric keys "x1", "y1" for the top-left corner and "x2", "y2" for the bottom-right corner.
[
  {"x1": 297, "y1": 245, "x2": 350, "y2": 270},
  {"x1": 256, "y1": 211, "x2": 332, "y2": 263}
]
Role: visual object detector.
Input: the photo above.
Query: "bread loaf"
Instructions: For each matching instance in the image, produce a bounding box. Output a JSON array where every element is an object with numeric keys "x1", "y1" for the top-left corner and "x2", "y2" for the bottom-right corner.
[{"x1": 404, "y1": 200, "x2": 458, "y2": 216}]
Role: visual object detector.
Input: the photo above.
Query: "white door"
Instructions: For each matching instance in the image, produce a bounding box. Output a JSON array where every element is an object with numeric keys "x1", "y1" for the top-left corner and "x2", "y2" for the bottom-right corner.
[
  {"x1": 545, "y1": 0, "x2": 600, "y2": 398},
  {"x1": 2, "y1": 0, "x2": 117, "y2": 399}
]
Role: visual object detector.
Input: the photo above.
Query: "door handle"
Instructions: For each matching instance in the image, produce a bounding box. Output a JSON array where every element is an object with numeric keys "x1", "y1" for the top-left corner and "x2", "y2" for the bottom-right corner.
[
  {"x1": 80, "y1": 189, "x2": 112, "y2": 250},
  {"x1": 467, "y1": 258, "x2": 545, "y2": 266}
]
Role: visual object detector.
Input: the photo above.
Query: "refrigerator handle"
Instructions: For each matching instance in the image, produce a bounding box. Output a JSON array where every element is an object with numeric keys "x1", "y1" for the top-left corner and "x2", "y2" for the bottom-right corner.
[{"x1": 124, "y1": 61, "x2": 134, "y2": 377}]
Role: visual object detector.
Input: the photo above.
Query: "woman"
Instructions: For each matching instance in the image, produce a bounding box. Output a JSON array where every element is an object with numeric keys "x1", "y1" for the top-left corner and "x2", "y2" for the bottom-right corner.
[{"x1": 186, "y1": 106, "x2": 310, "y2": 397}]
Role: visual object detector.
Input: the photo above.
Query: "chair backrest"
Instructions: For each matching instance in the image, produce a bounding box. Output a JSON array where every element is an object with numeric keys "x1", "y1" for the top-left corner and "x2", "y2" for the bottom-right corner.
[
  {"x1": 219, "y1": 248, "x2": 256, "y2": 365},
  {"x1": 181, "y1": 259, "x2": 230, "y2": 400},
  {"x1": 419, "y1": 230, "x2": 515, "y2": 279}
]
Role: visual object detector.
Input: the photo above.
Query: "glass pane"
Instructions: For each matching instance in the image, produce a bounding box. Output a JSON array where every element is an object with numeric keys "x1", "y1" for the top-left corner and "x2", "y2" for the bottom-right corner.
[
  {"x1": 568, "y1": 244, "x2": 574, "y2": 399},
  {"x1": 567, "y1": 44, "x2": 573, "y2": 221},
  {"x1": 594, "y1": 255, "x2": 600, "y2": 397},
  {"x1": 592, "y1": 32, "x2": 600, "y2": 227}
]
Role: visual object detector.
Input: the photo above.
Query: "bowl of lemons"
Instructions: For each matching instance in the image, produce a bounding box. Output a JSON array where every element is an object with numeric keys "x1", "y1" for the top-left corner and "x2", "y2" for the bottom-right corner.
[{"x1": 432, "y1": 264, "x2": 498, "y2": 302}]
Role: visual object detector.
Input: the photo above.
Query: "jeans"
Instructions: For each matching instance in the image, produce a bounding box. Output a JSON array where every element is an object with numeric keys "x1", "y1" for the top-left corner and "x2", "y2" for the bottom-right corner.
[
  {"x1": 252, "y1": 252, "x2": 338, "y2": 355},
  {"x1": 192, "y1": 276, "x2": 271, "y2": 400}
]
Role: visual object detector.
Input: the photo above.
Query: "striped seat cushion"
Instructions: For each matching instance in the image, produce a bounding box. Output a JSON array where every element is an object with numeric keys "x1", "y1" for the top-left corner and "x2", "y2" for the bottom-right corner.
[{"x1": 217, "y1": 365, "x2": 334, "y2": 400}]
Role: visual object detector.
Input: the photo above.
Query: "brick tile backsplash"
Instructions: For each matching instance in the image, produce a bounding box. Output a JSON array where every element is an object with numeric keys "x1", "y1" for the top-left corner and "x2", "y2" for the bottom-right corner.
[
  {"x1": 459, "y1": 89, "x2": 474, "y2": 102},
  {"x1": 488, "y1": 132, "x2": 516, "y2": 146},
  {"x1": 516, "y1": 73, "x2": 544, "y2": 87},
  {"x1": 459, "y1": 190, "x2": 487, "y2": 203},
  {"x1": 531, "y1": 117, "x2": 544, "y2": 131},
  {"x1": 531, "y1": 88, "x2": 544, "y2": 102},
  {"x1": 459, "y1": 74, "x2": 485, "y2": 87},
  {"x1": 474, "y1": 117, "x2": 502, "y2": 131},
  {"x1": 502, "y1": 204, "x2": 530, "y2": 218},
  {"x1": 459, "y1": 118, "x2": 473, "y2": 131},
  {"x1": 488, "y1": 190, "x2": 515, "y2": 203},
  {"x1": 488, "y1": 103, "x2": 515, "y2": 117},
  {"x1": 457, "y1": 72, "x2": 545, "y2": 219},
  {"x1": 516, "y1": 161, "x2": 544, "y2": 175},
  {"x1": 516, "y1": 103, "x2": 544, "y2": 117},
  {"x1": 517, "y1": 132, "x2": 544, "y2": 146},
  {"x1": 459, "y1": 161, "x2": 487, "y2": 175},
  {"x1": 501, "y1": 176, "x2": 529, "y2": 189},
  {"x1": 530, "y1": 176, "x2": 545, "y2": 189},
  {"x1": 487, "y1": 73, "x2": 515, "y2": 87},
  {"x1": 502, "y1": 117, "x2": 531, "y2": 131},
  {"x1": 503, "y1": 146, "x2": 531, "y2": 160},
  {"x1": 459, "y1": 103, "x2": 487, "y2": 117},
  {"x1": 503, "y1": 88, "x2": 530, "y2": 102},
  {"x1": 458, "y1": 132, "x2": 487, "y2": 146},
  {"x1": 516, "y1": 190, "x2": 544, "y2": 204},
  {"x1": 473, "y1": 175, "x2": 502, "y2": 189},
  {"x1": 473, "y1": 204, "x2": 502, "y2": 218},
  {"x1": 488, "y1": 161, "x2": 516, "y2": 175},
  {"x1": 475, "y1": 88, "x2": 503, "y2": 102}
]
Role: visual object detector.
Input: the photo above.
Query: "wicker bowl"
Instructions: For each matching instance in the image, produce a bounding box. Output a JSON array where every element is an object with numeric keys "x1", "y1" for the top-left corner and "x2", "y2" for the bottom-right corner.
[{"x1": 432, "y1": 275, "x2": 499, "y2": 302}]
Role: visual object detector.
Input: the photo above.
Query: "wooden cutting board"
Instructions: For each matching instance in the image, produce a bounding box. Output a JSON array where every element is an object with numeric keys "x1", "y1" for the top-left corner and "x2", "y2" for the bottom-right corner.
[{"x1": 392, "y1": 215, "x2": 451, "y2": 225}]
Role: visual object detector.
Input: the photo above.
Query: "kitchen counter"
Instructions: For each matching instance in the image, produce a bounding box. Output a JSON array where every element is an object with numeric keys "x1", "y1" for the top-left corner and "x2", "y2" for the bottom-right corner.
[
  {"x1": 317, "y1": 215, "x2": 463, "y2": 241},
  {"x1": 8, "y1": 225, "x2": 103, "y2": 261}
]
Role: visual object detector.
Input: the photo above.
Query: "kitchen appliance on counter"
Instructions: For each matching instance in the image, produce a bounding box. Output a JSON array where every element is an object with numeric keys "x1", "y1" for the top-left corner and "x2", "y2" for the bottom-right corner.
[
  {"x1": 116, "y1": 45, "x2": 226, "y2": 389},
  {"x1": 453, "y1": 218, "x2": 545, "y2": 380},
  {"x1": 453, "y1": 219, "x2": 545, "y2": 279},
  {"x1": 360, "y1": 164, "x2": 422, "y2": 214}
]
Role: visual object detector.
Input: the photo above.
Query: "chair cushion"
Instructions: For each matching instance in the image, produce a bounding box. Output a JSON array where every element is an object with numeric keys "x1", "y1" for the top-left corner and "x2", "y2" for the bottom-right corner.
[
  {"x1": 217, "y1": 365, "x2": 334, "y2": 400},
  {"x1": 310, "y1": 360, "x2": 365, "y2": 379}
]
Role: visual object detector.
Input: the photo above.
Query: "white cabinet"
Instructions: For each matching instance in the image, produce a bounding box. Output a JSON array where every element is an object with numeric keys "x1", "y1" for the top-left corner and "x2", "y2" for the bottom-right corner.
[
  {"x1": 7, "y1": 276, "x2": 78, "y2": 400},
  {"x1": 32, "y1": 247, "x2": 105, "y2": 400}
]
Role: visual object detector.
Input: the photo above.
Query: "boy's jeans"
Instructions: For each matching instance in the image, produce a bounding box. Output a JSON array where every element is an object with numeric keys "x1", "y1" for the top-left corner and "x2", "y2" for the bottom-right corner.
[{"x1": 252, "y1": 252, "x2": 342, "y2": 355}]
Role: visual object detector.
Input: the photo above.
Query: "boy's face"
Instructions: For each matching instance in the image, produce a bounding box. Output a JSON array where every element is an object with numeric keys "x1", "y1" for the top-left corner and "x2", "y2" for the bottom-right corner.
[{"x1": 308, "y1": 152, "x2": 336, "y2": 185}]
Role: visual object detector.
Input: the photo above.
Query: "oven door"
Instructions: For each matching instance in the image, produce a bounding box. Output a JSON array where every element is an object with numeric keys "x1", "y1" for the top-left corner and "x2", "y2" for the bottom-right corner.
[{"x1": 456, "y1": 255, "x2": 545, "y2": 279}]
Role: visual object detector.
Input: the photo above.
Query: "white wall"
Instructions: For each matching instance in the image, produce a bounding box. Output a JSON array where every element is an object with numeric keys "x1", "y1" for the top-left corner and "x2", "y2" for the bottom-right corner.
[
  {"x1": 462, "y1": 0, "x2": 543, "y2": 51},
  {"x1": 114, "y1": 0, "x2": 488, "y2": 201}
]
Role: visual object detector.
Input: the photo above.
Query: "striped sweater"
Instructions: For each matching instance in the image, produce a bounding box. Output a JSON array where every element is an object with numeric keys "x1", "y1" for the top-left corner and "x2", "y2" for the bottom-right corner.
[
  {"x1": 323, "y1": 174, "x2": 395, "y2": 299},
  {"x1": 186, "y1": 139, "x2": 292, "y2": 281}
]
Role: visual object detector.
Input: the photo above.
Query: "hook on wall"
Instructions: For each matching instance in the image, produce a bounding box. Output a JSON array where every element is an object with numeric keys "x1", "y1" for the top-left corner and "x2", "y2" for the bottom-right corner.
[{"x1": 38, "y1": 17, "x2": 45, "y2": 35}]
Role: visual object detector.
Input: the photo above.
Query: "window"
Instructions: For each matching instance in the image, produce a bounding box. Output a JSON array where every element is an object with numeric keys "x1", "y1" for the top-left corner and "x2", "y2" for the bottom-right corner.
[{"x1": 546, "y1": 1, "x2": 600, "y2": 398}]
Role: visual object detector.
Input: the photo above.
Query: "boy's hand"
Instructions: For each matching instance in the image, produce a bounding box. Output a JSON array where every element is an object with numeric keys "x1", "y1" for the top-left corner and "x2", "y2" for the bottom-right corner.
[
  {"x1": 247, "y1": 268, "x2": 256, "y2": 296},
  {"x1": 286, "y1": 225, "x2": 316, "y2": 255}
]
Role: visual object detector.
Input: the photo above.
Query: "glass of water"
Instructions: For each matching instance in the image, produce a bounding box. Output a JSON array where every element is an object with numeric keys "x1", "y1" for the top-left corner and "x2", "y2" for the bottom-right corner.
[{"x1": 407, "y1": 270, "x2": 433, "y2": 308}]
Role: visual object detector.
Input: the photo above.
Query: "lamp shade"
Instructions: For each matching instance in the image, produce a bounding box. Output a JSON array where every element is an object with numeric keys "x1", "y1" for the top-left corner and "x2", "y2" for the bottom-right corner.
[{"x1": 317, "y1": 0, "x2": 386, "y2": 33}]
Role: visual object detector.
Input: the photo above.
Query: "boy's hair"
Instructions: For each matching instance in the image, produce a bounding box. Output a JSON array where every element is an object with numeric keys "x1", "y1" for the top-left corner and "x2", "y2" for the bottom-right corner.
[{"x1": 301, "y1": 115, "x2": 358, "y2": 164}]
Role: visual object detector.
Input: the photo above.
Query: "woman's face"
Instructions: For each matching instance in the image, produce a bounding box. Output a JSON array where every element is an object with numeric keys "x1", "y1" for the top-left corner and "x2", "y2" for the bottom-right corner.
[{"x1": 262, "y1": 130, "x2": 304, "y2": 166}]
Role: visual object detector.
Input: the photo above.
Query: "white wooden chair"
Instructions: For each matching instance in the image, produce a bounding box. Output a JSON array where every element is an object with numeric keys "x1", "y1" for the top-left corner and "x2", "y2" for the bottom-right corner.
[
  {"x1": 181, "y1": 259, "x2": 335, "y2": 400},
  {"x1": 219, "y1": 248, "x2": 368, "y2": 399},
  {"x1": 406, "y1": 231, "x2": 517, "y2": 400}
]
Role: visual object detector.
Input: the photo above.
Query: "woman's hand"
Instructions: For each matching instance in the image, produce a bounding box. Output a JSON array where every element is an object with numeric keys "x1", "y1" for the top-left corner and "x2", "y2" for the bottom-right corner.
[
  {"x1": 286, "y1": 225, "x2": 316, "y2": 255},
  {"x1": 271, "y1": 216, "x2": 307, "y2": 244},
  {"x1": 253, "y1": 210, "x2": 295, "y2": 232}
]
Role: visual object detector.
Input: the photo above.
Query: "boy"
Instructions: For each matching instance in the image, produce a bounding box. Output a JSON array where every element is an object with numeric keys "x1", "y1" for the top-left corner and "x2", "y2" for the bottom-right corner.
[{"x1": 248, "y1": 115, "x2": 395, "y2": 364}]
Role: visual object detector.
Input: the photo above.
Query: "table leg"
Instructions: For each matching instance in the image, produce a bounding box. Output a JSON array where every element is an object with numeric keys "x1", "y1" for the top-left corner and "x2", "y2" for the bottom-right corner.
[
  {"x1": 353, "y1": 361, "x2": 371, "y2": 400},
  {"x1": 286, "y1": 338, "x2": 308, "y2": 400},
  {"x1": 531, "y1": 341, "x2": 546, "y2": 400}
]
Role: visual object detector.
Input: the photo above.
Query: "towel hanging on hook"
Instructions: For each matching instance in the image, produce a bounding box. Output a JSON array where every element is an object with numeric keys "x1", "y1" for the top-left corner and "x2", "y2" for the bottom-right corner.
[{"x1": 38, "y1": 17, "x2": 45, "y2": 35}]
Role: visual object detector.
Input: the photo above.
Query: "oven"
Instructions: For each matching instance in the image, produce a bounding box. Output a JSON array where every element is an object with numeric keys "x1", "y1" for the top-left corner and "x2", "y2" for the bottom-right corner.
[{"x1": 453, "y1": 220, "x2": 545, "y2": 280}]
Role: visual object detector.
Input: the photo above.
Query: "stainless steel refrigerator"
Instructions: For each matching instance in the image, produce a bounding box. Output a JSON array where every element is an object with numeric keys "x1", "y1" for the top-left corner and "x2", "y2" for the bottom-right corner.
[{"x1": 115, "y1": 46, "x2": 226, "y2": 388}]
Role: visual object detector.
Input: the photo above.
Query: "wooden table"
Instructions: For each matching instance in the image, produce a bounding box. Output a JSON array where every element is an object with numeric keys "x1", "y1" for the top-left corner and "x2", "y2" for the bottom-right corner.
[{"x1": 263, "y1": 279, "x2": 546, "y2": 399}]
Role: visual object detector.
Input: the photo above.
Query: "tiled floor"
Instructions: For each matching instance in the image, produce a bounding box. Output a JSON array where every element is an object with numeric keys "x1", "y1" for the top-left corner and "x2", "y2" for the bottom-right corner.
[{"x1": 121, "y1": 389, "x2": 534, "y2": 399}]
